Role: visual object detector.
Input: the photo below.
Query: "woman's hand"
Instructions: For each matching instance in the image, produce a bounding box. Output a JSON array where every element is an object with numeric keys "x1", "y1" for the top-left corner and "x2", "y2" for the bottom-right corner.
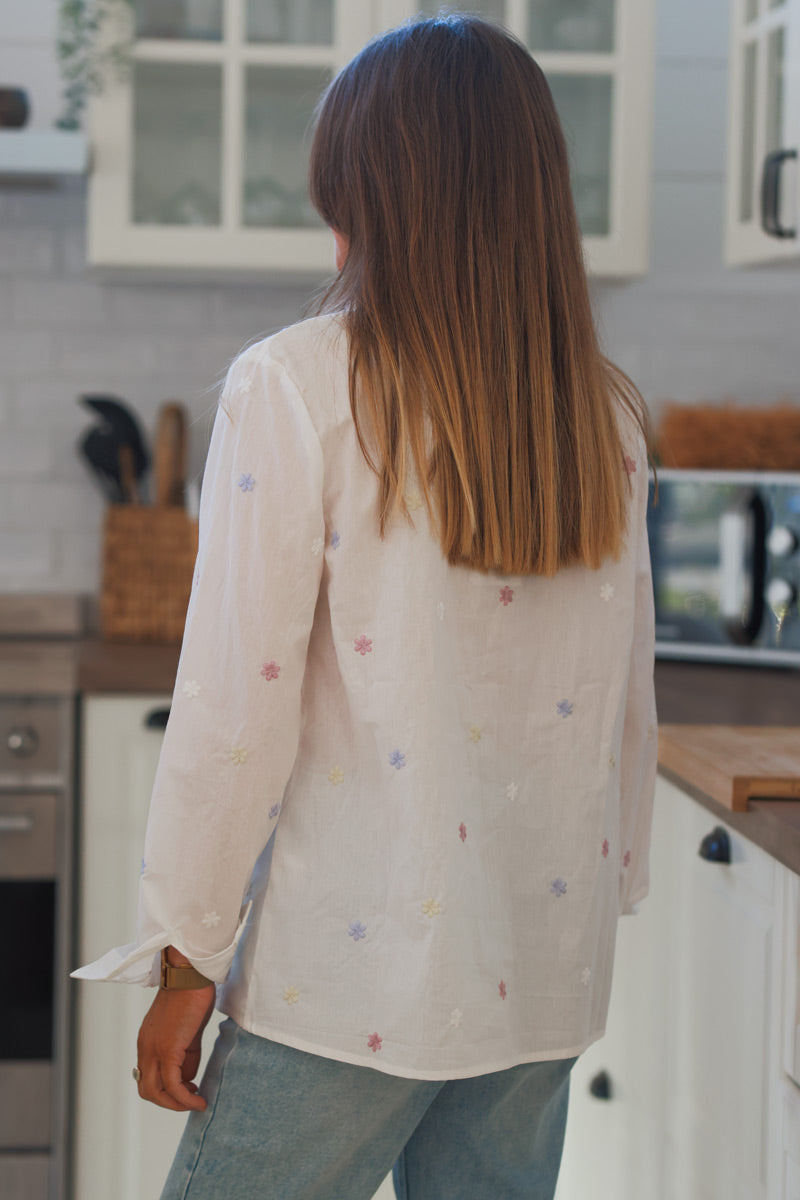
[{"x1": 135, "y1": 955, "x2": 216, "y2": 1112}]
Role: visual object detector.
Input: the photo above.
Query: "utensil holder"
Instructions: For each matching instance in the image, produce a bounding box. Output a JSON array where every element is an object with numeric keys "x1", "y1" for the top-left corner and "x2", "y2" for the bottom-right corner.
[{"x1": 101, "y1": 506, "x2": 198, "y2": 643}]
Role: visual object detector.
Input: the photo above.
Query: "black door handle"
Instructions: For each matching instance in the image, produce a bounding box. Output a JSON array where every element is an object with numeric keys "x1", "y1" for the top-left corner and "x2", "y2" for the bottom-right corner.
[
  {"x1": 589, "y1": 1070, "x2": 613, "y2": 1100},
  {"x1": 761, "y1": 148, "x2": 798, "y2": 238},
  {"x1": 144, "y1": 707, "x2": 170, "y2": 730},
  {"x1": 698, "y1": 826, "x2": 731, "y2": 863}
]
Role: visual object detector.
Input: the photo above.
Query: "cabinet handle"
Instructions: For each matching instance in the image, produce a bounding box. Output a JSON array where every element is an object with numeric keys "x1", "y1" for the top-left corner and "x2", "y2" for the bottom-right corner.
[
  {"x1": 588, "y1": 1069, "x2": 613, "y2": 1100},
  {"x1": 698, "y1": 826, "x2": 731, "y2": 864},
  {"x1": 0, "y1": 813, "x2": 34, "y2": 835},
  {"x1": 760, "y1": 149, "x2": 798, "y2": 239},
  {"x1": 144, "y1": 707, "x2": 170, "y2": 730}
]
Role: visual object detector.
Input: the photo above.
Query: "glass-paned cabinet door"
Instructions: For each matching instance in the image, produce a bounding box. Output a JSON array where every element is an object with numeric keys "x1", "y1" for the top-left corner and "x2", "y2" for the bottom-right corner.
[
  {"x1": 382, "y1": 0, "x2": 654, "y2": 276},
  {"x1": 88, "y1": 0, "x2": 372, "y2": 275},
  {"x1": 725, "y1": 0, "x2": 800, "y2": 265}
]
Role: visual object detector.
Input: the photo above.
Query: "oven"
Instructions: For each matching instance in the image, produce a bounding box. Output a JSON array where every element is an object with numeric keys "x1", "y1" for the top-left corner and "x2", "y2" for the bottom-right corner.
[{"x1": 0, "y1": 599, "x2": 79, "y2": 1200}]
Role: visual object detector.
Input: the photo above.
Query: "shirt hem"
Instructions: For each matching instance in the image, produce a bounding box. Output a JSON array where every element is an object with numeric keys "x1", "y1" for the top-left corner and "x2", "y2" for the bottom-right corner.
[{"x1": 217, "y1": 1004, "x2": 604, "y2": 1081}]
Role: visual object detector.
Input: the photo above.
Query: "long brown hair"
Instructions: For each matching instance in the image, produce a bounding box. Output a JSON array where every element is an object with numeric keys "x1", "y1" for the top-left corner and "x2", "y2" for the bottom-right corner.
[{"x1": 309, "y1": 15, "x2": 649, "y2": 576}]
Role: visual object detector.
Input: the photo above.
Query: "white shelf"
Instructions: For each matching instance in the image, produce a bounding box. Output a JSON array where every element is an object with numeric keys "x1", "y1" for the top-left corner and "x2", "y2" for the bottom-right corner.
[{"x1": 0, "y1": 130, "x2": 88, "y2": 177}]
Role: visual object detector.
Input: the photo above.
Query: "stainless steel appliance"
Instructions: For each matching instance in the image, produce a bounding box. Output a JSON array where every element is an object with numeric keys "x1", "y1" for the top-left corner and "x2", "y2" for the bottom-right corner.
[
  {"x1": 0, "y1": 597, "x2": 79, "y2": 1200},
  {"x1": 648, "y1": 470, "x2": 800, "y2": 665}
]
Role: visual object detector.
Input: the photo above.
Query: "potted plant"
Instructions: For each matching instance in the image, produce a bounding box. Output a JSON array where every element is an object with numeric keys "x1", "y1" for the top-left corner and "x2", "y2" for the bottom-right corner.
[{"x1": 56, "y1": 1, "x2": 133, "y2": 130}]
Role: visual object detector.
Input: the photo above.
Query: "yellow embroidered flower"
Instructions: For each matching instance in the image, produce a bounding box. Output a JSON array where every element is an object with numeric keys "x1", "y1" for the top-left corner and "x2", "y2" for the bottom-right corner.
[
  {"x1": 468, "y1": 725, "x2": 482, "y2": 744},
  {"x1": 283, "y1": 985, "x2": 300, "y2": 1005},
  {"x1": 230, "y1": 745, "x2": 248, "y2": 766},
  {"x1": 406, "y1": 489, "x2": 424, "y2": 511},
  {"x1": 421, "y1": 898, "x2": 441, "y2": 918},
  {"x1": 328, "y1": 765, "x2": 345, "y2": 785},
  {"x1": 608, "y1": 753, "x2": 616, "y2": 768}
]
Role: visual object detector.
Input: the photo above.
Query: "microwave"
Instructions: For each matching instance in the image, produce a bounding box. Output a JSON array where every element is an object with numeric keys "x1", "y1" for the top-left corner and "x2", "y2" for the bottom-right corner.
[{"x1": 647, "y1": 469, "x2": 800, "y2": 666}]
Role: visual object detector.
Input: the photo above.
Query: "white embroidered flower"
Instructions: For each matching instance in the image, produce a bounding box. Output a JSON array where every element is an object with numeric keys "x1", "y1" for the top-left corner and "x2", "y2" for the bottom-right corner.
[
  {"x1": 506, "y1": 781, "x2": 519, "y2": 802},
  {"x1": 328, "y1": 765, "x2": 345, "y2": 785},
  {"x1": 436, "y1": 601, "x2": 445, "y2": 621},
  {"x1": 468, "y1": 725, "x2": 482, "y2": 744},
  {"x1": 448, "y1": 1008, "x2": 463, "y2": 1029},
  {"x1": 600, "y1": 582, "x2": 615, "y2": 602},
  {"x1": 283, "y1": 985, "x2": 300, "y2": 1005},
  {"x1": 230, "y1": 745, "x2": 248, "y2": 766},
  {"x1": 421, "y1": 898, "x2": 441, "y2": 918},
  {"x1": 202, "y1": 911, "x2": 221, "y2": 928},
  {"x1": 581, "y1": 967, "x2": 591, "y2": 987},
  {"x1": 647, "y1": 724, "x2": 655, "y2": 740},
  {"x1": 311, "y1": 536, "x2": 324, "y2": 556},
  {"x1": 182, "y1": 679, "x2": 201, "y2": 699},
  {"x1": 239, "y1": 372, "x2": 255, "y2": 394}
]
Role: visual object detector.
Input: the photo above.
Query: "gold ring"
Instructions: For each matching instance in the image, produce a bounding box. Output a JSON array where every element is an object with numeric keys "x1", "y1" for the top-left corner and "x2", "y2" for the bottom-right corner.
[{"x1": 132, "y1": 1067, "x2": 142, "y2": 1083}]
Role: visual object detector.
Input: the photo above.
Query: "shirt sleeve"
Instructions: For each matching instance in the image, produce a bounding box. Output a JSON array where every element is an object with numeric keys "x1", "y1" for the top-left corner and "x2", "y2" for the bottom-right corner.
[
  {"x1": 618, "y1": 453, "x2": 658, "y2": 916},
  {"x1": 72, "y1": 345, "x2": 325, "y2": 985}
]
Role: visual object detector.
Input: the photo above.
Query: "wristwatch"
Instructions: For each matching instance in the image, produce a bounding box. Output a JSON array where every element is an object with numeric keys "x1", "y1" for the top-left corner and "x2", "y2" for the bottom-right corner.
[{"x1": 159, "y1": 948, "x2": 214, "y2": 990}]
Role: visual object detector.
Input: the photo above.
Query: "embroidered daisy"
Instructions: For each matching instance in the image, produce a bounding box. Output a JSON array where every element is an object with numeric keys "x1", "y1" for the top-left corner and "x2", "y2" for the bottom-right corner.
[
  {"x1": 328, "y1": 765, "x2": 345, "y2": 785},
  {"x1": 237, "y1": 473, "x2": 255, "y2": 492},
  {"x1": 602, "y1": 839, "x2": 609, "y2": 858},
  {"x1": 230, "y1": 745, "x2": 248, "y2": 766},
  {"x1": 406, "y1": 490, "x2": 423, "y2": 511},
  {"x1": 260, "y1": 661, "x2": 280, "y2": 681},
  {"x1": 421, "y1": 898, "x2": 441, "y2": 918},
  {"x1": 506, "y1": 781, "x2": 519, "y2": 802},
  {"x1": 556, "y1": 699, "x2": 574, "y2": 719},
  {"x1": 367, "y1": 1032, "x2": 383, "y2": 1052},
  {"x1": 468, "y1": 724, "x2": 482, "y2": 743},
  {"x1": 551, "y1": 877, "x2": 568, "y2": 897},
  {"x1": 283, "y1": 985, "x2": 300, "y2": 1005},
  {"x1": 239, "y1": 373, "x2": 254, "y2": 395},
  {"x1": 499, "y1": 586, "x2": 514, "y2": 606},
  {"x1": 436, "y1": 601, "x2": 445, "y2": 621},
  {"x1": 499, "y1": 980, "x2": 507, "y2": 1000},
  {"x1": 623, "y1": 850, "x2": 631, "y2": 868},
  {"x1": 600, "y1": 582, "x2": 615, "y2": 602},
  {"x1": 202, "y1": 911, "x2": 221, "y2": 928},
  {"x1": 348, "y1": 921, "x2": 367, "y2": 941},
  {"x1": 608, "y1": 753, "x2": 616, "y2": 768},
  {"x1": 448, "y1": 1008, "x2": 463, "y2": 1029},
  {"x1": 330, "y1": 531, "x2": 341, "y2": 549},
  {"x1": 624, "y1": 455, "x2": 637, "y2": 475},
  {"x1": 269, "y1": 803, "x2": 281, "y2": 819},
  {"x1": 581, "y1": 967, "x2": 592, "y2": 987},
  {"x1": 311, "y1": 536, "x2": 324, "y2": 556},
  {"x1": 354, "y1": 635, "x2": 373, "y2": 655},
  {"x1": 389, "y1": 749, "x2": 406, "y2": 769},
  {"x1": 458, "y1": 822, "x2": 467, "y2": 842},
  {"x1": 182, "y1": 679, "x2": 201, "y2": 699}
]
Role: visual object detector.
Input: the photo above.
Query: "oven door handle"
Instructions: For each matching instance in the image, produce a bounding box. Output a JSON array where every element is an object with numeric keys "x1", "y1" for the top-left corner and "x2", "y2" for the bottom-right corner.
[
  {"x1": 0, "y1": 813, "x2": 35, "y2": 835},
  {"x1": 723, "y1": 490, "x2": 767, "y2": 647}
]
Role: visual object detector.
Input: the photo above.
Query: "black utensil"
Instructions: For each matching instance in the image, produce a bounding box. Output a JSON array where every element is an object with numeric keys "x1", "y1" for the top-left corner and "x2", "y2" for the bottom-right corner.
[{"x1": 77, "y1": 395, "x2": 151, "y2": 503}]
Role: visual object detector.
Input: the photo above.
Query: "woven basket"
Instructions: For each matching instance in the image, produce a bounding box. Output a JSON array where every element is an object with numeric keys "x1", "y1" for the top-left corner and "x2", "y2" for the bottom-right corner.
[{"x1": 101, "y1": 505, "x2": 199, "y2": 643}]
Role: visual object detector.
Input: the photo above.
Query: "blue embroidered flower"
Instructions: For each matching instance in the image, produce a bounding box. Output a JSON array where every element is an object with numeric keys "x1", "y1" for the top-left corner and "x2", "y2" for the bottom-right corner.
[
  {"x1": 389, "y1": 749, "x2": 406, "y2": 769},
  {"x1": 238, "y1": 473, "x2": 255, "y2": 492},
  {"x1": 556, "y1": 699, "x2": 574, "y2": 719},
  {"x1": 331, "y1": 531, "x2": 341, "y2": 549},
  {"x1": 551, "y1": 877, "x2": 568, "y2": 897},
  {"x1": 348, "y1": 921, "x2": 367, "y2": 941},
  {"x1": 269, "y1": 803, "x2": 281, "y2": 819}
]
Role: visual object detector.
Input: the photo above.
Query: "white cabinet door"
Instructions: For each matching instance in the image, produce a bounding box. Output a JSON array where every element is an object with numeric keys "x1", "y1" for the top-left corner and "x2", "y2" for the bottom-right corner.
[
  {"x1": 726, "y1": 0, "x2": 800, "y2": 265},
  {"x1": 382, "y1": 0, "x2": 655, "y2": 276},
  {"x1": 87, "y1": 0, "x2": 372, "y2": 276}
]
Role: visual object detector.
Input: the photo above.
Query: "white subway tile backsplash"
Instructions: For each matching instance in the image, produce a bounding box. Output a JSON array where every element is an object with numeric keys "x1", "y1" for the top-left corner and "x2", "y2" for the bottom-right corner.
[
  {"x1": 652, "y1": 61, "x2": 728, "y2": 178},
  {"x1": 0, "y1": 327, "x2": 54, "y2": 375},
  {"x1": 0, "y1": 430, "x2": 53, "y2": 476},
  {"x1": 12, "y1": 278, "x2": 110, "y2": 328},
  {"x1": 7, "y1": 479, "x2": 103, "y2": 532},
  {"x1": 0, "y1": 226, "x2": 57, "y2": 274},
  {"x1": 0, "y1": 530, "x2": 54, "y2": 585},
  {"x1": 54, "y1": 330, "x2": 159, "y2": 375}
]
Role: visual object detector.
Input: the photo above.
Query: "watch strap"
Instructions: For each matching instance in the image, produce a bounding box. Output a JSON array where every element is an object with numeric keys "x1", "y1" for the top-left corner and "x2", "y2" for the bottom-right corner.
[{"x1": 159, "y1": 948, "x2": 214, "y2": 990}]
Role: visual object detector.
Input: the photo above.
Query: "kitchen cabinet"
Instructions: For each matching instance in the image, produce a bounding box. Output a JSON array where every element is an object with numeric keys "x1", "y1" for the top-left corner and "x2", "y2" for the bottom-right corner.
[
  {"x1": 87, "y1": 0, "x2": 654, "y2": 277},
  {"x1": 725, "y1": 0, "x2": 800, "y2": 265},
  {"x1": 73, "y1": 694, "x2": 395, "y2": 1200},
  {"x1": 557, "y1": 775, "x2": 784, "y2": 1200}
]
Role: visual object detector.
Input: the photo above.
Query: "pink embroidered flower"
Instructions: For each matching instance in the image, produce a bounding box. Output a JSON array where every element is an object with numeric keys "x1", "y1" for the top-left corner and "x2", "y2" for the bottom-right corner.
[
  {"x1": 624, "y1": 455, "x2": 637, "y2": 476},
  {"x1": 499, "y1": 980, "x2": 507, "y2": 1000},
  {"x1": 602, "y1": 839, "x2": 609, "y2": 858},
  {"x1": 354, "y1": 635, "x2": 373, "y2": 656},
  {"x1": 260, "y1": 660, "x2": 280, "y2": 681},
  {"x1": 458, "y1": 822, "x2": 467, "y2": 842},
  {"x1": 499, "y1": 586, "x2": 514, "y2": 606},
  {"x1": 367, "y1": 1032, "x2": 383, "y2": 1052},
  {"x1": 623, "y1": 850, "x2": 631, "y2": 868}
]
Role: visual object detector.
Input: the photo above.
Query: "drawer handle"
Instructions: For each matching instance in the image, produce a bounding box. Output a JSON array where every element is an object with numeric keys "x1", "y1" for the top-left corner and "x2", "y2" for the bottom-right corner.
[
  {"x1": 698, "y1": 826, "x2": 731, "y2": 864},
  {"x1": 0, "y1": 813, "x2": 35, "y2": 835},
  {"x1": 144, "y1": 708, "x2": 170, "y2": 730},
  {"x1": 589, "y1": 1069, "x2": 613, "y2": 1100}
]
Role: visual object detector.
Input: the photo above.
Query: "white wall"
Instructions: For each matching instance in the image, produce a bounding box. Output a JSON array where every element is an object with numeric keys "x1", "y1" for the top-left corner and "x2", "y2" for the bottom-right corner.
[{"x1": 1, "y1": 0, "x2": 799, "y2": 593}]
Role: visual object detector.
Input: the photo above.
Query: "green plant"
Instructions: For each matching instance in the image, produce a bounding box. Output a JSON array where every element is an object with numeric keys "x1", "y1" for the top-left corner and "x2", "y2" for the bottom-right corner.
[{"x1": 56, "y1": 0, "x2": 133, "y2": 130}]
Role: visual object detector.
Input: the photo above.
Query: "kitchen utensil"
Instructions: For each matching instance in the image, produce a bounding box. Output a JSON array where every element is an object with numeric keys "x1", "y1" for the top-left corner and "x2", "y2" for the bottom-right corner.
[
  {"x1": 77, "y1": 395, "x2": 150, "y2": 504},
  {"x1": 0, "y1": 88, "x2": 30, "y2": 128},
  {"x1": 152, "y1": 402, "x2": 187, "y2": 507},
  {"x1": 658, "y1": 725, "x2": 800, "y2": 811}
]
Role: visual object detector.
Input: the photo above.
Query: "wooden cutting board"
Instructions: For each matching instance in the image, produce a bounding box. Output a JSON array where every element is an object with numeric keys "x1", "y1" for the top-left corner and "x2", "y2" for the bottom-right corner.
[{"x1": 658, "y1": 725, "x2": 800, "y2": 811}]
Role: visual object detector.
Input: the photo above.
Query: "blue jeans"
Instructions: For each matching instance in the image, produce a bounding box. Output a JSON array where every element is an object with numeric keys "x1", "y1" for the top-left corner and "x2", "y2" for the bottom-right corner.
[{"x1": 161, "y1": 1019, "x2": 576, "y2": 1200}]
